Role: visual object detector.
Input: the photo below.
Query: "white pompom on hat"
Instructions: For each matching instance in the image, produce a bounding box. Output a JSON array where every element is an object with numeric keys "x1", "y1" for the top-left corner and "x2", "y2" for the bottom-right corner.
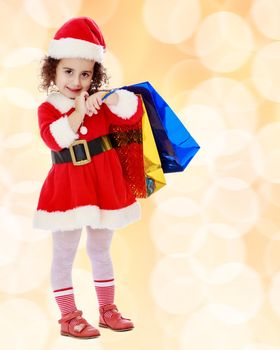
[{"x1": 48, "y1": 17, "x2": 106, "y2": 63}]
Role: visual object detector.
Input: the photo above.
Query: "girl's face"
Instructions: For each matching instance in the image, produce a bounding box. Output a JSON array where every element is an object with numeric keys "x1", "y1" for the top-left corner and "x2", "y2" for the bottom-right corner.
[{"x1": 55, "y1": 58, "x2": 95, "y2": 99}]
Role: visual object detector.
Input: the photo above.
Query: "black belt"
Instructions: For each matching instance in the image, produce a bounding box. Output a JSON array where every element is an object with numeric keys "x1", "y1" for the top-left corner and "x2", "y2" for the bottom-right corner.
[
  {"x1": 51, "y1": 130, "x2": 142, "y2": 167},
  {"x1": 51, "y1": 135, "x2": 113, "y2": 166}
]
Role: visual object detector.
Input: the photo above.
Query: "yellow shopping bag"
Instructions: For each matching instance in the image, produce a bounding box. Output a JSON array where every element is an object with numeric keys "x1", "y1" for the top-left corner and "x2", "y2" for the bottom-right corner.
[{"x1": 110, "y1": 95, "x2": 166, "y2": 198}]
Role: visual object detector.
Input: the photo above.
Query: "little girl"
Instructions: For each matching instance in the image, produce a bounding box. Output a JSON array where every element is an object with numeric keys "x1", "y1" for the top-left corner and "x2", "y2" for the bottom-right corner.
[{"x1": 33, "y1": 17, "x2": 143, "y2": 339}]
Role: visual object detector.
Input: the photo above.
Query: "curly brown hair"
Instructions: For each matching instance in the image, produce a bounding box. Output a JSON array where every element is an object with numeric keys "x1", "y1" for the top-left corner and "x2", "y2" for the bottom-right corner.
[{"x1": 39, "y1": 56, "x2": 110, "y2": 95}]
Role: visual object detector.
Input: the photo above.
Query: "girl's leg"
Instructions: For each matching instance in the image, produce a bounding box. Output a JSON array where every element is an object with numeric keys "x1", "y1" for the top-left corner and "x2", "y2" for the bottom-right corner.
[
  {"x1": 85, "y1": 226, "x2": 115, "y2": 307},
  {"x1": 86, "y1": 226, "x2": 134, "y2": 331},
  {"x1": 51, "y1": 228, "x2": 82, "y2": 316}
]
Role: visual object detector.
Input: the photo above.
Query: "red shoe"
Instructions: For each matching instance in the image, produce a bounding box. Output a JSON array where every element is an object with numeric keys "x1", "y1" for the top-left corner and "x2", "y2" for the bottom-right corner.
[
  {"x1": 99, "y1": 304, "x2": 134, "y2": 332},
  {"x1": 58, "y1": 309, "x2": 100, "y2": 339}
]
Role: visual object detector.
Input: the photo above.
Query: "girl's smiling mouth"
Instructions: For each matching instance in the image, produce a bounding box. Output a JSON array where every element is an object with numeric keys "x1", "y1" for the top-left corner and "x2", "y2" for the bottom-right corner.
[{"x1": 67, "y1": 87, "x2": 82, "y2": 92}]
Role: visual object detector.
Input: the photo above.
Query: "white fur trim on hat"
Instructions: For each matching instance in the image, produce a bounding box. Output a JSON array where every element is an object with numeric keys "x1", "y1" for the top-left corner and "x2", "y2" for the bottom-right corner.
[
  {"x1": 47, "y1": 93, "x2": 75, "y2": 113},
  {"x1": 49, "y1": 116, "x2": 79, "y2": 149},
  {"x1": 33, "y1": 202, "x2": 141, "y2": 231},
  {"x1": 107, "y1": 89, "x2": 138, "y2": 119},
  {"x1": 48, "y1": 38, "x2": 105, "y2": 62}
]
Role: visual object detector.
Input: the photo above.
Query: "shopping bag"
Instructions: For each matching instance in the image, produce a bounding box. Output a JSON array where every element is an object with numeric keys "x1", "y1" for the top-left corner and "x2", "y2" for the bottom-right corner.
[
  {"x1": 121, "y1": 81, "x2": 200, "y2": 173},
  {"x1": 110, "y1": 95, "x2": 166, "y2": 198}
]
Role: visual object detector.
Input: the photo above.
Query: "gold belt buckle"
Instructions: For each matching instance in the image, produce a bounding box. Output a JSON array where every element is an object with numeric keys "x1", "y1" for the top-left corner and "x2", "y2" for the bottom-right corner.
[
  {"x1": 69, "y1": 139, "x2": 91, "y2": 166},
  {"x1": 101, "y1": 135, "x2": 113, "y2": 151}
]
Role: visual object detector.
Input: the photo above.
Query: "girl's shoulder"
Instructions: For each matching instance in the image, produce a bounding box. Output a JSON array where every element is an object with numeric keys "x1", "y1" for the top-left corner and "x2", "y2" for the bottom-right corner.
[
  {"x1": 38, "y1": 93, "x2": 75, "y2": 116},
  {"x1": 38, "y1": 101, "x2": 62, "y2": 121}
]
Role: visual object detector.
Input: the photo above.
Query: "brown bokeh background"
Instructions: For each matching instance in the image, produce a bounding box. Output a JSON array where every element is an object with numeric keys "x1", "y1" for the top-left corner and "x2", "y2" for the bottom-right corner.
[{"x1": 1, "y1": 0, "x2": 280, "y2": 349}]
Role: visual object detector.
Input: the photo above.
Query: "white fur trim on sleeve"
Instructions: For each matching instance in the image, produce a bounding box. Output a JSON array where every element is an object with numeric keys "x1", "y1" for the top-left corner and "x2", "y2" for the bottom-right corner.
[
  {"x1": 106, "y1": 89, "x2": 138, "y2": 119},
  {"x1": 49, "y1": 116, "x2": 79, "y2": 149}
]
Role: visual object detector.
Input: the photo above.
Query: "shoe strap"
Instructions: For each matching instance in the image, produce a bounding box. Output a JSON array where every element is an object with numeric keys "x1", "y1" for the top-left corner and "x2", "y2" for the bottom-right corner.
[
  {"x1": 71, "y1": 317, "x2": 90, "y2": 333},
  {"x1": 100, "y1": 303, "x2": 118, "y2": 312},
  {"x1": 58, "y1": 310, "x2": 83, "y2": 324},
  {"x1": 101, "y1": 304, "x2": 132, "y2": 321}
]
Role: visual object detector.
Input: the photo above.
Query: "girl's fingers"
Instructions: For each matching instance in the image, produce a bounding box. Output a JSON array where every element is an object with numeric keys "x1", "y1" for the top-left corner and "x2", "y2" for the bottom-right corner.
[
  {"x1": 93, "y1": 100, "x2": 100, "y2": 110},
  {"x1": 85, "y1": 99, "x2": 96, "y2": 114},
  {"x1": 97, "y1": 96, "x2": 103, "y2": 106},
  {"x1": 80, "y1": 91, "x2": 89, "y2": 100},
  {"x1": 83, "y1": 94, "x2": 104, "y2": 115},
  {"x1": 86, "y1": 102, "x2": 97, "y2": 115},
  {"x1": 85, "y1": 99, "x2": 91, "y2": 110}
]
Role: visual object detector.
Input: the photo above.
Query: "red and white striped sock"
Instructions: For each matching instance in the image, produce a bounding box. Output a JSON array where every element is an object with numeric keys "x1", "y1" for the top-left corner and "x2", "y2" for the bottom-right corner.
[
  {"x1": 94, "y1": 278, "x2": 115, "y2": 317},
  {"x1": 53, "y1": 287, "x2": 77, "y2": 316}
]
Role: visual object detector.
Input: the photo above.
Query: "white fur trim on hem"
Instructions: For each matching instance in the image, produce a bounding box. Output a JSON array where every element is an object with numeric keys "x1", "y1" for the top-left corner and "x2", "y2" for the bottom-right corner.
[
  {"x1": 48, "y1": 38, "x2": 105, "y2": 62},
  {"x1": 47, "y1": 93, "x2": 75, "y2": 114},
  {"x1": 49, "y1": 116, "x2": 79, "y2": 148},
  {"x1": 107, "y1": 89, "x2": 138, "y2": 119},
  {"x1": 33, "y1": 202, "x2": 141, "y2": 231}
]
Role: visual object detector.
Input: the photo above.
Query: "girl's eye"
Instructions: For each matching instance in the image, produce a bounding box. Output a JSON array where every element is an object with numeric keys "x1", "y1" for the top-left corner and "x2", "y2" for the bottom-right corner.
[
  {"x1": 65, "y1": 70, "x2": 72, "y2": 75},
  {"x1": 82, "y1": 72, "x2": 90, "y2": 78}
]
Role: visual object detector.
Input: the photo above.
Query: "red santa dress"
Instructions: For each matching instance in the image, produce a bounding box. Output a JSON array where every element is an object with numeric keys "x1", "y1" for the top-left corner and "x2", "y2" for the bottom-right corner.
[{"x1": 33, "y1": 89, "x2": 143, "y2": 231}]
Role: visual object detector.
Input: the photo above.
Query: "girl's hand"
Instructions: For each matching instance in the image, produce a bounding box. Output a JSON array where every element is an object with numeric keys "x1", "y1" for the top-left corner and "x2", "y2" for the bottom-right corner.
[
  {"x1": 75, "y1": 91, "x2": 88, "y2": 119},
  {"x1": 103, "y1": 91, "x2": 119, "y2": 106},
  {"x1": 85, "y1": 91, "x2": 105, "y2": 116}
]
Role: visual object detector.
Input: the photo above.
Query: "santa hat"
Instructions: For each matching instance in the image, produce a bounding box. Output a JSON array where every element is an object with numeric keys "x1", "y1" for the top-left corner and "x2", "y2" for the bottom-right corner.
[{"x1": 48, "y1": 17, "x2": 106, "y2": 63}]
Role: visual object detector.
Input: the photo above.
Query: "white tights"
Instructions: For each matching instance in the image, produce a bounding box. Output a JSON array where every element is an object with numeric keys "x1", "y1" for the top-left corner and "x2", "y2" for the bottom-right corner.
[{"x1": 51, "y1": 226, "x2": 114, "y2": 290}]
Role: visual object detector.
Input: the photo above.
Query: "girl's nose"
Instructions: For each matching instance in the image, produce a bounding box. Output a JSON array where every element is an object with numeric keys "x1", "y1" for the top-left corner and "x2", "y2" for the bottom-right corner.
[{"x1": 72, "y1": 75, "x2": 81, "y2": 87}]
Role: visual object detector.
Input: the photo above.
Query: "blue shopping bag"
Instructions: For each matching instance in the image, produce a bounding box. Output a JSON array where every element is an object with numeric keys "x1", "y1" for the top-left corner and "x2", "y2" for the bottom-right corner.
[{"x1": 121, "y1": 81, "x2": 200, "y2": 173}]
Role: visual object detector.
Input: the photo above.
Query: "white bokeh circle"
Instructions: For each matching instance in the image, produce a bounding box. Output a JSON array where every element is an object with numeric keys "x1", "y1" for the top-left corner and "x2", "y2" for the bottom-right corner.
[
  {"x1": 207, "y1": 264, "x2": 264, "y2": 323},
  {"x1": 188, "y1": 226, "x2": 246, "y2": 284},
  {"x1": 195, "y1": 11, "x2": 254, "y2": 72},
  {"x1": 253, "y1": 122, "x2": 280, "y2": 183},
  {"x1": 251, "y1": 0, "x2": 280, "y2": 40},
  {"x1": 188, "y1": 77, "x2": 258, "y2": 132},
  {"x1": 202, "y1": 179, "x2": 260, "y2": 234},
  {"x1": 162, "y1": 163, "x2": 211, "y2": 195},
  {"x1": 259, "y1": 182, "x2": 280, "y2": 208},
  {"x1": 102, "y1": 50, "x2": 124, "y2": 88},
  {"x1": 252, "y1": 42, "x2": 280, "y2": 103},
  {"x1": 0, "y1": 237, "x2": 51, "y2": 293},
  {"x1": 24, "y1": 0, "x2": 82, "y2": 28},
  {"x1": 143, "y1": 0, "x2": 201, "y2": 44},
  {"x1": 255, "y1": 217, "x2": 280, "y2": 240},
  {"x1": 150, "y1": 221, "x2": 200, "y2": 255},
  {"x1": 269, "y1": 272, "x2": 280, "y2": 319},
  {"x1": 208, "y1": 131, "x2": 260, "y2": 185},
  {"x1": 180, "y1": 305, "x2": 252, "y2": 350},
  {"x1": 162, "y1": 59, "x2": 212, "y2": 97},
  {"x1": 0, "y1": 87, "x2": 37, "y2": 109},
  {"x1": 157, "y1": 196, "x2": 201, "y2": 218},
  {"x1": 149, "y1": 202, "x2": 202, "y2": 256},
  {"x1": 263, "y1": 241, "x2": 280, "y2": 277},
  {"x1": 0, "y1": 298, "x2": 49, "y2": 349},
  {"x1": 180, "y1": 104, "x2": 225, "y2": 165},
  {"x1": 0, "y1": 206, "x2": 22, "y2": 265},
  {"x1": 3, "y1": 47, "x2": 44, "y2": 68},
  {"x1": 4, "y1": 132, "x2": 34, "y2": 148},
  {"x1": 150, "y1": 255, "x2": 207, "y2": 314}
]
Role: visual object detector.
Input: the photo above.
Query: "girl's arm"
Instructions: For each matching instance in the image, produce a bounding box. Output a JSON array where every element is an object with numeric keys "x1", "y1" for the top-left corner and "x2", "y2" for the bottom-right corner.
[
  {"x1": 38, "y1": 102, "x2": 79, "y2": 151},
  {"x1": 103, "y1": 89, "x2": 143, "y2": 126},
  {"x1": 38, "y1": 92, "x2": 88, "y2": 151},
  {"x1": 67, "y1": 91, "x2": 87, "y2": 133}
]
